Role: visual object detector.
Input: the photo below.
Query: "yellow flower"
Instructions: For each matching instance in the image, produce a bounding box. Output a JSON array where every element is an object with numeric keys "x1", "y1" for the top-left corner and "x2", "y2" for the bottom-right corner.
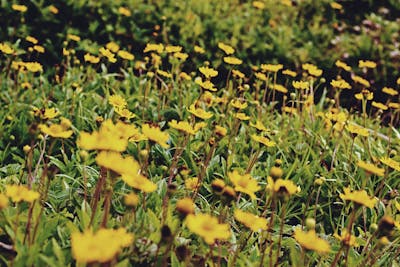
[
  {"x1": 359, "y1": 60, "x2": 377, "y2": 69},
  {"x1": 302, "y1": 63, "x2": 323, "y2": 76},
  {"x1": 6, "y1": 185, "x2": 40, "y2": 203},
  {"x1": 335, "y1": 60, "x2": 351, "y2": 71},
  {"x1": 294, "y1": 229, "x2": 331, "y2": 254},
  {"x1": 109, "y1": 94, "x2": 127, "y2": 109},
  {"x1": 232, "y1": 69, "x2": 245, "y2": 79},
  {"x1": 228, "y1": 170, "x2": 260, "y2": 199},
  {"x1": 84, "y1": 53, "x2": 100, "y2": 64},
  {"x1": 173, "y1": 52, "x2": 188, "y2": 61},
  {"x1": 26, "y1": 36, "x2": 38, "y2": 44},
  {"x1": 165, "y1": 45, "x2": 182, "y2": 53},
  {"x1": 397, "y1": 77, "x2": 400, "y2": 85},
  {"x1": 185, "y1": 213, "x2": 231, "y2": 244},
  {"x1": 176, "y1": 198, "x2": 195, "y2": 216},
  {"x1": 352, "y1": 75, "x2": 370, "y2": 87},
  {"x1": 346, "y1": 124, "x2": 369, "y2": 137},
  {"x1": 223, "y1": 56, "x2": 242, "y2": 65},
  {"x1": 142, "y1": 124, "x2": 170, "y2": 148},
  {"x1": 179, "y1": 72, "x2": 192, "y2": 81},
  {"x1": 67, "y1": 34, "x2": 80, "y2": 42},
  {"x1": 48, "y1": 5, "x2": 59, "y2": 14},
  {"x1": 0, "y1": 194, "x2": 8, "y2": 209},
  {"x1": 330, "y1": 79, "x2": 351, "y2": 90},
  {"x1": 252, "y1": 1, "x2": 265, "y2": 9},
  {"x1": 12, "y1": 4, "x2": 27, "y2": 12},
  {"x1": 261, "y1": 63, "x2": 283, "y2": 73},
  {"x1": 99, "y1": 47, "x2": 117, "y2": 63},
  {"x1": 357, "y1": 160, "x2": 385, "y2": 176},
  {"x1": 231, "y1": 99, "x2": 247, "y2": 109},
  {"x1": 255, "y1": 72, "x2": 268, "y2": 81},
  {"x1": 169, "y1": 120, "x2": 197, "y2": 135},
  {"x1": 235, "y1": 112, "x2": 250, "y2": 121},
  {"x1": 118, "y1": 6, "x2": 131, "y2": 17},
  {"x1": 234, "y1": 209, "x2": 267, "y2": 231},
  {"x1": 185, "y1": 177, "x2": 199, "y2": 190},
  {"x1": 121, "y1": 174, "x2": 157, "y2": 193},
  {"x1": 250, "y1": 120, "x2": 268, "y2": 132},
  {"x1": 24, "y1": 62, "x2": 43, "y2": 72},
  {"x1": 199, "y1": 66, "x2": 218, "y2": 78},
  {"x1": 106, "y1": 42, "x2": 120, "y2": 53},
  {"x1": 355, "y1": 89, "x2": 373, "y2": 100},
  {"x1": 372, "y1": 101, "x2": 388, "y2": 110},
  {"x1": 218, "y1": 42, "x2": 235, "y2": 55},
  {"x1": 334, "y1": 229, "x2": 358, "y2": 247},
  {"x1": 117, "y1": 50, "x2": 134, "y2": 60},
  {"x1": 157, "y1": 70, "x2": 172, "y2": 79},
  {"x1": 33, "y1": 45, "x2": 45, "y2": 53},
  {"x1": 115, "y1": 107, "x2": 136, "y2": 119},
  {"x1": 77, "y1": 120, "x2": 135, "y2": 151},
  {"x1": 388, "y1": 102, "x2": 400, "y2": 109},
  {"x1": 41, "y1": 107, "x2": 59, "y2": 119},
  {"x1": 215, "y1": 125, "x2": 228, "y2": 137},
  {"x1": 71, "y1": 228, "x2": 133, "y2": 263},
  {"x1": 271, "y1": 84, "x2": 288, "y2": 93},
  {"x1": 292, "y1": 80, "x2": 309, "y2": 90},
  {"x1": 0, "y1": 43, "x2": 15, "y2": 55},
  {"x1": 188, "y1": 104, "x2": 213, "y2": 119},
  {"x1": 251, "y1": 134, "x2": 275, "y2": 147},
  {"x1": 194, "y1": 122, "x2": 207, "y2": 131},
  {"x1": 330, "y1": 2, "x2": 343, "y2": 10},
  {"x1": 282, "y1": 69, "x2": 297, "y2": 77},
  {"x1": 38, "y1": 122, "x2": 73, "y2": 138},
  {"x1": 144, "y1": 43, "x2": 164, "y2": 54},
  {"x1": 124, "y1": 192, "x2": 139, "y2": 207},
  {"x1": 96, "y1": 151, "x2": 139, "y2": 176},
  {"x1": 379, "y1": 157, "x2": 400, "y2": 171},
  {"x1": 195, "y1": 78, "x2": 218, "y2": 91},
  {"x1": 382, "y1": 87, "x2": 398, "y2": 96},
  {"x1": 267, "y1": 177, "x2": 298, "y2": 197},
  {"x1": 340, "y1": 187, "x2": 377, "y2": 208},
  {"x1": 194, "y1": 45, "x2": 205, "y2": 54}
]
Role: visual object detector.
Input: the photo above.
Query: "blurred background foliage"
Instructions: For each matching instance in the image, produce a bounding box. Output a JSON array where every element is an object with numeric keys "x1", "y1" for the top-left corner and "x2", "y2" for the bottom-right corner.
[{"x1": 1, "y1": 0, "x2": 399, "y2": 86}]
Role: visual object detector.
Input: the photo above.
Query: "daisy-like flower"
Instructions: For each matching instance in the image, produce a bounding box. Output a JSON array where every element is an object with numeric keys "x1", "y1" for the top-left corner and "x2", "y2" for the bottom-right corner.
[
  {"x1": 185, "y1": 213, "x2": 231, "y2": 244},
  {"x1": 0, "y1": 194, "x2": 8, "y2": 209},
  {"x1": 352, "y1": 75, "x2": 370, "y2": 88},
  {"x1": 231, "y1": 99, "x2": 247, "y2": 109},
  {"x1": 199, "y1": 66, "x2": 218, "y2": 78},
  {"x1": 228, "y1": 170, "x2": 260, "y2": 199},
  {"x1": 252, "y1": 1, "x2": 265, "y2": 9},
  {"x1": 99, "y1": 47, "x2": 117, "y2": 63},
  {"x1": 165, "y1": 45, "x2": 182, "y2": 53},
  {"x1": 223, "y1": 56, "x2": 242, "y2": 65},
  {"x1": 169, "y1": 120, "x2": 197, "y2": 135},
  {"x1": 251, "y1": 134, "x2": 275, "y2": 147},
  {"x1": 124, "y1": 192, "x2": 139, "y2": 207},
  {"x1": 142, "y1": 124, "x2": 170, "y2": 148},
  {"x1": 106, "y1": 42, "x2": 120, "y2": 53},
  {"x1": 334, "y1": 229, "x2": 358, "y2": 247},
  {"x1": 114, "y1": 107, "x2": 136, "y2": 119},
  {"x1": 6, "y1": 185, "x2": 40, "y2": 203},
  {"x1": 261, "y1": 64, "x2": 283, "y2": 73},
  {"x1": 121, "y1": 174, "x2": 157, "y2": 193},
  {"x1": 218, "y1": 42, "x2": 235, "y2": 55},
  {"x1": 143, "y1": 43, "x2": 164, "y2": 54},
  {"x1": 117, "y1": 50, "x2": 134, "y2": 60},
  {"x1": 282, "y1": 69, "x2": 297, "y2": 77},
  {"x1": 379, "y1": 157, "x2": 400, "y2": 171},
  {"x1": 187, "y1": 104, "x2": 213, "y2": 120},
  {"x1": 235, "y1": 112, "x2": 250, "y2": 121},
  {"x1": 339, "y1": 187, "x2": 377, "y2": 208},
  {"x1": 12, "y1": 4, "x2": 27, "y2": 12},
  {"x1": 355, "y1": 89, "x2": 373, "y2": 100},
  {"x1": 234, "y1": 209, "x2": 267, "y2": 231},
  {"x1": 194, "y1": 45, "x2": 205, "y2": 54},
  {"x1": 215, "y1": 125, "x2": 228, "y2": 137},
  {"x1": 294, "y1": 228, "x2": 331, "y2": 254},
  {"x1": 255, "y1": 72, "x2": 268, "y2": 81},
  {"x1": 271, "y1": 84, "x2": 288, "y2": 93},
  {"x1": 0, "y1": 43, "x2": 15, "y2": 54},
  {"x1": 38, "y1": 119, "x2": 73, "y2": 138},
  {"x1": 250, "y1": 120, "x2": 268, "y2": 132},
  {"x1": 232, "y1": 69, "x2": 245, "y2": 79},
  {"x1": 266, "y1": 177, "x2": 298, "y2": 197},
  {"x1": 330, "y1": 79, "x2": 351, "y2": 90},
  {"x1": 118, "y1": 6, "x2": 131, "y2": 17},
  {"x1": 372, "y1": 101, "x2": 388, "y2": 110},
  {"x1": 195, "y1": 78, "x2": 218, "y2": 92},
  {"x1": 357, "y1": 160, "x2": 385, "y2": 176},
  {"x1": 67, "y1": 34, "x2": 81, "y2": 42},
  {"x1": 185, "y1": 177, "x2": 199, "y2": 190},
  {"x1": 382, "y1": 87, "x2": 398, "y2": 96},
  {"x1": 359, "y1": 60, "x2": 377, "y2": 69},
  {"x1": 346, "y1": 124, "x2": 369, "y2": 137},
  {"x1": 292, "y1": 80, "x2": 309, "y2": 90},
  {"x1": 71, "y1": 228, "x2": 134, "y2": 263},
  {"x1": 176, "y1": 197, "x2": 195, "y2": 216},
  {"x1": 84, "y1": 53, "x2": 100, "y2": 64},
  {"x1": 335, "y1": 60, "x2": 351, "y2": 72},
  {"x1": 157, "y1": 70, "x2": 172, "y2": 79}
]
